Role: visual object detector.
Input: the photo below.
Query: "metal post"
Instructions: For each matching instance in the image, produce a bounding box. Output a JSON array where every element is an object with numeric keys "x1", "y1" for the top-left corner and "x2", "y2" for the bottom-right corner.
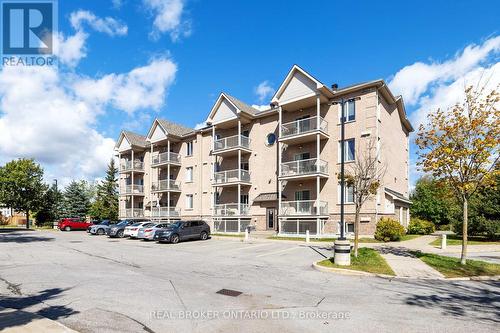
[{"x1": 339, "y1": 99, "x2": 346, "y2": 241}]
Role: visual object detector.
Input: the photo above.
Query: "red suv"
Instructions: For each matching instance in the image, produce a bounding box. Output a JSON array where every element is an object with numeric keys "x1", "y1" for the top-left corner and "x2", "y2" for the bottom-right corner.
[{"x1": 58, "y1": 218, "x2": 93, "y2": 231}]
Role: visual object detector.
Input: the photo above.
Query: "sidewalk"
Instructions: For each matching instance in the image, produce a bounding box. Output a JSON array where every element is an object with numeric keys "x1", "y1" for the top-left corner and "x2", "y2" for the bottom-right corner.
[
  {"x1": 0, "y1": 307, "x2": 77, "y2": 333},
  {"x1": 377, "y1": 246, "x2": 445, "y2": 279}
]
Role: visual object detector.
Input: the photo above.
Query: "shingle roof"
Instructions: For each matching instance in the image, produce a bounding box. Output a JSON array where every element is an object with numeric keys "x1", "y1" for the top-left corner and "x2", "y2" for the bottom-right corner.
[
  {"x1": 122, "y1": 131, "x2": 148, "y2": 148},
  {"x1": 385, "y1": 188, "x2": 411, "y2": 203},
  {"x1": 157, "y1": 119, "x2": 194, "y2": 137},
  {"x1": 224, "y1": 93, "x2": 259, "y2": 115},
  {"x1": 253, "y1": 192, "x2": 287, "y2": 202}
]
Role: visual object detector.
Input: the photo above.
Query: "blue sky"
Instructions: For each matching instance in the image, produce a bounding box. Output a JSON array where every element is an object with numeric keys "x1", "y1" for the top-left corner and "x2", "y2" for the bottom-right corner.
[{"x1": 0, "y1": 0, "x2": 499, "y2": 186}]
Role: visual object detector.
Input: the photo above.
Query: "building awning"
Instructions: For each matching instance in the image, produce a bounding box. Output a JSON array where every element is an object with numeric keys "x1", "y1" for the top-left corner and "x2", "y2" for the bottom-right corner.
[
  {"x1": 385, "y1": 188, "x2": 412, "y2": 204},
  {"x1": 253, "y1": 192, "x2": 286, "y2": 203}
]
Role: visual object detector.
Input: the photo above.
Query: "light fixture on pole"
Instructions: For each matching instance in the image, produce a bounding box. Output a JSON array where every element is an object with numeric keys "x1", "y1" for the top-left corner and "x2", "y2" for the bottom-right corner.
[{"x1": 329, "y1": 96, "x2": 360, "y2": 265}]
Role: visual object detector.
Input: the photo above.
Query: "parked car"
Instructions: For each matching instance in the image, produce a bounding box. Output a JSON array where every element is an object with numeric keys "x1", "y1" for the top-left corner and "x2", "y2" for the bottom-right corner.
[
  {"x1": 154, "y1": 220, "x2": 210, "y2": 244},
  {"x1": 124, "y1": 221, "x2": 155, "y2": 238},
  {"x1": 87, "y1": 219, "x2": 105, "y2": 233},
  {"x1": 89, "y1": 220, "x2": 117, "y2": 235},
  {"x1": 58, "y1": 218, "x2": 92, "y2": 231},
  {"x1": 137, "y1": 222, "x2": 171, "y2": 241},
  {"x1": 106, "y1": 220, "x2": 136, "y2": 238}
]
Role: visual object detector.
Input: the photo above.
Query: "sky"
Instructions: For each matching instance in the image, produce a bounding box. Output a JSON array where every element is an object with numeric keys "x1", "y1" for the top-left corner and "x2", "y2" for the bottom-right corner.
[{"x1": 0, "y1": 0, "x2": 499, "y2": 189}]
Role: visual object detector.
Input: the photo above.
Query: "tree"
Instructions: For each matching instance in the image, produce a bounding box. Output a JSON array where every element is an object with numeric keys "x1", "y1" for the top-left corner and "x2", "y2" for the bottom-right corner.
[
  {"x1": 410, "y1": 176, "x2": 457, "y2": 226},
  {"x1": 344, "y1": 139, "x2": 385, "y2": 257},
  {"x1": 35, "y1": 184, "x2": 63, "y2": 226},
  {"x1": 0, "y1": 159, "x2": 47, "y2": 229},
  {"x1": 89, "y1": 159, "x2": 119, "y2": 220},
  {"x1": 416, "y1": 85, "x2": 499, "y2": 264},
  {"x1": 61, "y1": 180, "x2": 92, "y2": 218}
]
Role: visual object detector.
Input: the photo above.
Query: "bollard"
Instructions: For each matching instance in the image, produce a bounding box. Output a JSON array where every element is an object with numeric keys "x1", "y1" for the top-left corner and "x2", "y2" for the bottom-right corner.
[
  {"x1": 245, "y1": 228, "x2": 249, "y2": 241},
  {"x1": 441, "y1": 234, "x2": 447, "y2": 250},
  {"x1": 306, "y1": 230, "x2": 310, "y2": 243}
]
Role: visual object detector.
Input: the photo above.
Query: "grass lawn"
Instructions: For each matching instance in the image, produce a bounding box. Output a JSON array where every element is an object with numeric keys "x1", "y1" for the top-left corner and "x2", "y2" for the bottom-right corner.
[
  {"x1": 211, "y1": 233, "x2": 244, "y2": 238},
  {"x1": 412, "y1": 251, "x2": 500, "y2": 278},
  {"x1": 317, "y1": 248, "x2": 395, "y2": 276},
  {"x1": 429, "y1": 235, "x2": 500, "y2": 247}
]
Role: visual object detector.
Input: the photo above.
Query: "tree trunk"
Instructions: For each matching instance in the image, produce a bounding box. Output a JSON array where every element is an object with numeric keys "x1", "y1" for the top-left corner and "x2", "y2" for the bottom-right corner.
[
  {"x1": 460, "y1": 197, "x2": 468, "y2": 265},
  {"x1": 354, "y1": 207, "x2": 360, "y2": 258},
  {"x1": 25, "y1": 210, "x2": 30, "y2": 229}
]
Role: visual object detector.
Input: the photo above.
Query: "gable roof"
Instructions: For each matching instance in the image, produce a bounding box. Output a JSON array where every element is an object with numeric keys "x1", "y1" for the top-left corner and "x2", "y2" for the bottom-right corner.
[
  {"x1": 385, "y1": 187, "x2": 412, "y2": 204},
  {"x1": 115, "y1": 130, "x2": 148, "y2": 149},
  {"x1": 157, "y1": 119, "x2": 194, "y2": 137},
  {"x1": 206, "y1": 92, "x2": 259, "y2": 123}
]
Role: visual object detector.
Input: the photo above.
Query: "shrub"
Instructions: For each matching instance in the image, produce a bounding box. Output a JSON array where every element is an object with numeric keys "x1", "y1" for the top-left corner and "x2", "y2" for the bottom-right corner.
[
  {"x1": 407, "y1": 218, "x2": 435, "y2": 235},
  {"x1": 374, "y1": 218, "x2": 406, "y2": 242},
  {"x1": 453, "y1": 216, "x2": 500, "y2": 240}
]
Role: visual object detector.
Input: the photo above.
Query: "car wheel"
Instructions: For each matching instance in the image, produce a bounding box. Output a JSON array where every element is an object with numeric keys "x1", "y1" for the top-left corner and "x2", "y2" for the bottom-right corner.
[
  {"x1": 117, "y1": 230, "x2": 124, "y2": 238},
  {"x1": 64, "y1": 226, "x2": 71, "y2": 231},
  {"x1": 97, "y1": 228, "x2": 104, "y2": 235},
  {"x1": 200, "y1": 231, "x2": 208, "y2": 240},
  {"x1": 171, "y1": 234, "x2": 180, "y2": 244}
]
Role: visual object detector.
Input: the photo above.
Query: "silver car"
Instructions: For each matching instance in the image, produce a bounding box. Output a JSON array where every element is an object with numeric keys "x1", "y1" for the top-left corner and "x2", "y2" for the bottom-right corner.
[
  {"x1": 89, "y1": 220, "x2": 116, "y2": 235},
  {"x1": 137, "y1": 222, "x2": 171, "y2": 241}
]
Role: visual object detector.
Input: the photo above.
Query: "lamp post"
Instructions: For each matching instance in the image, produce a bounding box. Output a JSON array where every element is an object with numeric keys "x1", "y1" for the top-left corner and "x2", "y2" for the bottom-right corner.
[{"x1": 329, "y1": 96, "x2": 360, "y2": 265}]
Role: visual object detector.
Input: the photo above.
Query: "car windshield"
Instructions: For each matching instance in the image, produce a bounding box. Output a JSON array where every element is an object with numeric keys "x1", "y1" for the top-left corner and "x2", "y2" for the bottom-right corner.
[
  {"x1": 116, "y1": 221, "x2": 128, "y2": 226},
  {"x1": 170, "y1": 222, "x2": 182, "y2": 228},
  {"x1": 131, "y1": 222, "x2": 142, "y2": 227}
]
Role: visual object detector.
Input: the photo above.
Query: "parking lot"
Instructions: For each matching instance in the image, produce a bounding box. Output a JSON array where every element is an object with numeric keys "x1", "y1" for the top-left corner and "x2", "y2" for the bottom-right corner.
[{"x1": 1, "y1": 230, "x2": 499, "y2": 333}]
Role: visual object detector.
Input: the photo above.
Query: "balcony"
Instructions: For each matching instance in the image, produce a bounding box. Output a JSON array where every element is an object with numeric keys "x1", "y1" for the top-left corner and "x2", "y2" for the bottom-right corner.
[
  {"x1": 120, "y1": 208, "x2": 144, "y2": 218},
  {"x1": 213, "y1": 135, "x2": 251, "y2": 156},
  {"x1": 212, "y1": 169, "x2": 251, "y2": 186},
  {"x1": 151, "y1": 152, "x2": 181, "y2": 167},
  {"x1": 151, "y1": 207, "x2": 181, "y2": 218},
  {"x1": 280, "y1": 200, "x2": 328, "y2": 216},
  {"x1": 120, "y1": 160, "x2": 144, "y2": 173},
  {"x1": 151, "y1": 179, "x2": 181, "y2": 192},
  {"x1": 280, "y1": 158, "x2": 328, "y2": 180},
  {"x1": 213, "y1": 203, "x2": 250, "y2": 216},
  {"x1": 120, "y1": 184, "x2": 144, "y2": 195},
  {"x1": 280, "y1": 116, "x2": 328, "y2": 144}
]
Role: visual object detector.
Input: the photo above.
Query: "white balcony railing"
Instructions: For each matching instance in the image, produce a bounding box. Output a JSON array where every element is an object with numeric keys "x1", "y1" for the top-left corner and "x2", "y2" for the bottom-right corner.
[
  {"x1": 151, "y1": 207, "x2": 181, "y2": 218},
  {"x1": 280, "y1": 200, "x2": 328, "y2": 216},
  {"x1": 151, "y1": 152, "x2": 181, "y2": 166},
  {"x1": 280, "y1": 116, "x2": 328, "y2": 138},
  {"x1": 120, "y1": 160, "x2": 144, "y2": 172},
  {"x1": 214, "y1": 203, "x2": 250, "y2": 216},
  {"x1": 214, "y1": 135, "x2": 250, "y2": 152},
  {"x1": 120, "y1": 184, "x2": 144, "y2": 194},
  {"x1": 122, "y1": 208, "x2": 144, "y2": 218},
  {"x1": 281, "y1": 158, "x2": 328, "y2": 177},
  {"x1": 213, "y1": 169, "x2": 250, "y2": 185},
  {"x1": 151, "y1": 179, "x2": 181, "y2": 192}
]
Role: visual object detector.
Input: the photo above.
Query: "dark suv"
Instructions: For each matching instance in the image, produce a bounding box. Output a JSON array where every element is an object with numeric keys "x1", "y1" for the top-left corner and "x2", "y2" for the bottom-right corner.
[
  {"x1": 106, "y1": 220, "x2": 138, "y2": 238},
  {"x1": 154, "y1": 220, "x2": 210, "y2": 244}
]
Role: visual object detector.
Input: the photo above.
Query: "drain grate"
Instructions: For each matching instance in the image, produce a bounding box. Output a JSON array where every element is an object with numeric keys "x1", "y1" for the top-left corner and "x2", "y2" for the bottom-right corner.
[{"x1": 216, "y1": 289, "x2": 242, "y2": 297}]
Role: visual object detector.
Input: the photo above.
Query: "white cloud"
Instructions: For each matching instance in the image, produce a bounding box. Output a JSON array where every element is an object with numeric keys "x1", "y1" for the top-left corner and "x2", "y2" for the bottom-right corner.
[
  {"x1": 73, "y1": 57, "x2": 177, "y2": 114},
  {"x1": 55, "y1": 31, "x2": 88, "y2": 67},
  {"x1": 112, "y1": 0, "x2": 124, "y2": 9},
  {"x1": 254, "y1": 81, "x2": 274, "y2": 103},
  {"x1": 194, "y1": 122, "x2": 207, "y2": 130},
  {"x1": 389, "y1": 35, "x2": 500, "y2": 105},
  {"x1": 251, "y1": 104, "x2": 270, "y2": 112},
  {"x1": 143, "y1": 0, "x2": 191, "y2": 41},
  {"x1": 70, "y1": 10, "x2": 128, "y2": 36}
]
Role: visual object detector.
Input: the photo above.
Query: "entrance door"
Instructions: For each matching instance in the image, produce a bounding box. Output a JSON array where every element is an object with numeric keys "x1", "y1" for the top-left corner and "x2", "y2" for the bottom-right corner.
[{"x1": 266, "y1": 208, "x2": 277, "y2": 230}]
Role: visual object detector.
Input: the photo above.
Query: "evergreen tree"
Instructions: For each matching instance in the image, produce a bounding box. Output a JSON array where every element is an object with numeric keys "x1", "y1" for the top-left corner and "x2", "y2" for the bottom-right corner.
[
  {"x1": 90, "y1": 159, "x2": 119, "y2": 220},
  {"x1": 35, "y1": 184, "x2": 63, "y2": 225},
  {"x1": 61, "y1": 180, "x2": 92, "y2": 218}
]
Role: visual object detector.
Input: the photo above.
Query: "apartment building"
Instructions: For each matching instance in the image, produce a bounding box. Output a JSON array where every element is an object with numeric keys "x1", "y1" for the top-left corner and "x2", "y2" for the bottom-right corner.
[{"x1": 116, "y1": 65, "x2": 413, "y2": 237}]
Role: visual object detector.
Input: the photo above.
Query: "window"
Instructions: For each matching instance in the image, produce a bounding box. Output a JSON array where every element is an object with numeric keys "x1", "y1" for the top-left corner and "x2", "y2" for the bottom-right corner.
[
  {"x1": 186, "y1": 141, "x2": 193, "y2": 156},
  {"x1": 186, "y1": 194, "x2": 193, "y2": 209},
  {"x1": 240, "y1": 162, "x2": 249, "y2": 170},
  {"x1": 294, "y1": 152, "x2": 310, "y2": 161},
  {"x1": 186, "y1": 167, "x2": 193, "y2": 182},
  {"x1": 296, "y1": 115, "x2": 311, "y2": 133},
  {"x1": 338, "y1": 184, "x2": 355, "y2": 203},
  {"x1": 339, "y1": 101, "x2": 356, "y2": 122},
  {"x1": 338, "y1": 139, "x2": 355, "y2": 162},
  {"x1": 240, "y1": 194, "x2": 249, "y2": 205},
  {"x1": 242, "y1": 130, "x2": 250, "y2": 137},
  {"x1": 295, "y1": 190, "x2": 310, "y2": 201},
  {"x1": 266, "y1": 133, "x2": 276, "y2": 146}
]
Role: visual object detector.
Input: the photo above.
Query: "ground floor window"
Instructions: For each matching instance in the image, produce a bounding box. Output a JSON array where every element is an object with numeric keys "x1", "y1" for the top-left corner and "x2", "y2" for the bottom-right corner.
[{"x1": 214, "y1": 218, "x2": 251, "y2": 233}]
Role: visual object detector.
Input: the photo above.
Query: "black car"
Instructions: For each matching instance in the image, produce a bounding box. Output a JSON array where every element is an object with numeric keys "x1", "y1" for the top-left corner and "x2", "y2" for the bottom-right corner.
[
  {"x1": 106, "y1": 220, "x2": 137, "y2": 238},
  {"x1": 154, "y1": 220, "x2": 210, "y2": 244}
]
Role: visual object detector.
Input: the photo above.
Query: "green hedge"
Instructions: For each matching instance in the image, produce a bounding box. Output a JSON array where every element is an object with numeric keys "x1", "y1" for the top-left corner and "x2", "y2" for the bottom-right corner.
[
  {"x1": 407, "y1": 218, "x2": 435, "y2": 235},
  {"x1": 374, "y1": 218, "x2": 406, "y2": 242}
]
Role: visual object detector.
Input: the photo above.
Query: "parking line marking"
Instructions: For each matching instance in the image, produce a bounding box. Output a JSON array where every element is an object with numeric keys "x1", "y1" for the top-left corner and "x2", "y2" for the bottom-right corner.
[
  {"x1": 226, "y1": 243, "x2": 277, "y2": 252},
  {"x1": 255, "y1": 246, "x2": 301, "y2": 257}
]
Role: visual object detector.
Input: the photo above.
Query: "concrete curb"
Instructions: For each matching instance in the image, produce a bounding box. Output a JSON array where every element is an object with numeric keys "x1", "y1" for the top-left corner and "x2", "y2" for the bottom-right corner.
[
  {"x1": 311, "y1": 260, "x2": 500, "y2": 281},
  {"x1": 0, "y1": 307, "x2": 78, "y2": 333}
]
